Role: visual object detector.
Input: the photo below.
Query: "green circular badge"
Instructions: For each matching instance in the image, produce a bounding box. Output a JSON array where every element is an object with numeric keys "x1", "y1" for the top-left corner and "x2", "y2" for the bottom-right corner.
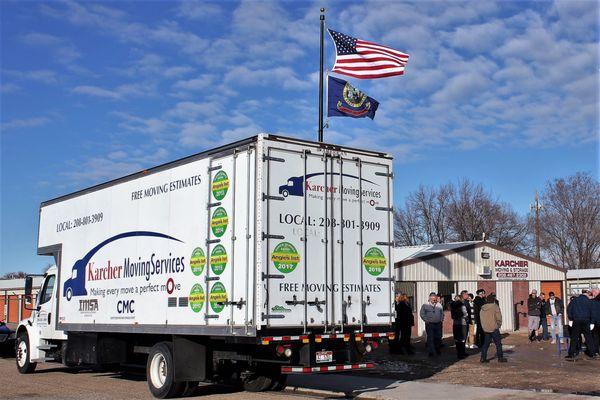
[
  {"x1": 211, "y1": 207, "x2": 229, "y2": 237},
  {"x1": 363, "y1": 247, "x2": 386, "y2": 276},
  {"x1": 209, "y1": 282, "x2": 227, "y2": 313},
  {"x1": 271, "y1": 242, "x2": 300, "y2": 274},
  {"x1": 210, "y1": 245, "x2": 228, "y2": 275},
  {"x1": 190, "y1": 247, "x2": 206, "y2": 276},
  {"x1": 212, "y1": 170, "x2": 230, "y2": 201},
  {"x1": 189, "y1": 284, "x2": 205, "y2": 313}
]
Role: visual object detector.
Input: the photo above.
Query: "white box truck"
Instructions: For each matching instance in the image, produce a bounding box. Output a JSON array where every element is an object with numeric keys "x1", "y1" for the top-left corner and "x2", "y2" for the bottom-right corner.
[{"x1": 16, "y1": 134, "x2": 395, "y2": 398}]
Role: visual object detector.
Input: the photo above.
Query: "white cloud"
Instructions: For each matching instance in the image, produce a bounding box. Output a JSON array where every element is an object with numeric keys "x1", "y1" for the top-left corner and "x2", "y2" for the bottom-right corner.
[
  {"x1": 172, "y1": 75, "x2": 214, "y2": 91},
  {"x1": 1, "y1": 116, "x2": 51, "y2": 130},
  {"x1": 175, "y1": 1, "x2": 221, "y2": 20},
  {"x1": 72, "y1": 82, "x2": 155, "y2": 100},
  {"x1": 224, "y1": 66, "x2": 311, "y2": 90},
  {"x1": 4, "y1": 69, "x2": 59, "y2": 84},
  {"x1": 178, "y1": 122, "x2": 218, "y2": 147},
  {"x1": 165, "y1": 101, "x2": 222, "y2": 120},
  {"x1": 0, "y1": 82, "x2": 21, "y2": 93}
]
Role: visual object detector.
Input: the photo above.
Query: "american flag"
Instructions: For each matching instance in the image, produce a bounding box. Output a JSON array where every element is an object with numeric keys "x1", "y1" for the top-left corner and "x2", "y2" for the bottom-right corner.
[{"x1": 328, "y1": 29, "x2": 409, "y2": 79}]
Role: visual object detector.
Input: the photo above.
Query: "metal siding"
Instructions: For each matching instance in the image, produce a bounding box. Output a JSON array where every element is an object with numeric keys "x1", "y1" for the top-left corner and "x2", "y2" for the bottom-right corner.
[
  {"x1": 416, "y1": 281, "x2": 437, "y2": 336},
  {"x1": 397, "y1": 245, "x2": 565, "y2": 283},
  {"x1": 458, "y1": 281, "x2": 478, "y2": 295},
  {"x1": 496, "y1": 281, "x2": 514, "y2": 331},
  {"x1": 529, "y1": 281, "x2": 541, "y2": 294}
]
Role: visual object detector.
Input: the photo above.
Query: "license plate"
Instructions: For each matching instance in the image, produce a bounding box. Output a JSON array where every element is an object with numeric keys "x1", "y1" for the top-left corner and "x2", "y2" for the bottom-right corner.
[{"x1": 316, "y1": 350, "x2": 333, "y2": 363}]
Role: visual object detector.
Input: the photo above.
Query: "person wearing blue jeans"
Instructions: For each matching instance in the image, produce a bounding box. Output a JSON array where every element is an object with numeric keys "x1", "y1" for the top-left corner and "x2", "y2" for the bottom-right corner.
[
  {"x1": 545, "y1": 292, "x2": 564, "y2": 344},
  {"x1": 420, "y1": 292, "x2": 444, "y2": 357}
]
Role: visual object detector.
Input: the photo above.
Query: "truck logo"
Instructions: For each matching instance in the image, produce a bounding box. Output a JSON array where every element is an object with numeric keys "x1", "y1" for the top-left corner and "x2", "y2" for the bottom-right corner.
[
  {"x1": 117, "y1": 299, "x2": 135, "y2": 314},
  {"x1": 78, "y1": 299, "x2": 98, "y2": 313},
  {"x1": 278, "y1": 172, "x2": 377, "y2": 198},
  {"x1": 63, "y1": 231, "x2": 182, "y2": 301}
]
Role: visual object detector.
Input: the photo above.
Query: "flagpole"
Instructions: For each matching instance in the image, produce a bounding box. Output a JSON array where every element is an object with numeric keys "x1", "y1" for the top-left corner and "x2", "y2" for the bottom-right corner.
[{"x1": 318, "y1": 7, "x2": 325, "y2": 142}]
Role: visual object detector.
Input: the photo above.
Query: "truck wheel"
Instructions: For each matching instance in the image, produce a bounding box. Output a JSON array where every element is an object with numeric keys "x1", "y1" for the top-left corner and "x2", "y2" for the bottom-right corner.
[
  {"x1": 16, "y1": 332, "x2": 37, "y2": 374},
  {"x1": 242, "y1": 370, "x2": 272, "y2": 392},
  {"x1": 181, "y1": 381, "x2": 199, "y2": 397},
  {"x1": 66, "y1": 288, "x2": 73, "y2": 301},
  {"x1": 146, "y1": 342, "x2": 184, "y2": 398},
  {"x1": 270, "y1": 373, "x2": 287, "y2": 391}
]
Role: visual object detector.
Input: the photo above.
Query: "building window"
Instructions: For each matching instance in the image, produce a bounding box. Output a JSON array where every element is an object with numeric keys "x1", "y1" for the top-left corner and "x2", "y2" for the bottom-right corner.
[
  {"x1": 395, "y1": 282, "x2": 416, "y2": 312},
  {"x1": 437, "y1": 281, "x2": 458, "y2": 311}
]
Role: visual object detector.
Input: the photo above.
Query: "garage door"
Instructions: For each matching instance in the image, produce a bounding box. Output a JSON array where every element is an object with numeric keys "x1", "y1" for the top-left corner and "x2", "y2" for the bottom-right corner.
[{"x1": 541, "y1": 281, "x2": 563, "y2": 299}]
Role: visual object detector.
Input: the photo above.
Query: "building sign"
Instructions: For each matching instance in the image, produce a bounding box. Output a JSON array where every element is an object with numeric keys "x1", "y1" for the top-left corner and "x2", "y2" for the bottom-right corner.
[{"x1": 495, "y1": 259, "x2": 529, "y2": 280}]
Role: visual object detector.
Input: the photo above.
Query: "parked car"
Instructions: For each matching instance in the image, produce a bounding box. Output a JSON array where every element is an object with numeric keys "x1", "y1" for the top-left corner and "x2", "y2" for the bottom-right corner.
[{"x1": 0, "y1": 321, "x2": 16, "y2": 356}]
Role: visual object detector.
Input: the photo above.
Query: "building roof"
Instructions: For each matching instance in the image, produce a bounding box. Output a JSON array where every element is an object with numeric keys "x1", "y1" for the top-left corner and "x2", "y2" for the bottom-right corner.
[
  {"x1": 566, "y1": 268, "x2": 600, "y2": 280},
  {"x1": 394, "y1": 240, "x2": 566, "y2": 273},
  {"x1": 0, "y1": 276, "x2": 44, "y2": 291},
  {"x1": 394, "y1": 241, "x2": 480, "y2": 262}
]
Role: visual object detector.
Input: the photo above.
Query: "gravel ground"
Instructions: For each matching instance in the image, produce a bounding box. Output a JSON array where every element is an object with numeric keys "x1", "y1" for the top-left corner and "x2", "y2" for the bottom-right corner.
[
  {"x1": 361, "y1": 331, "x2": 600, "y2": 396},
  {"x1": 0, "y1": 358, "x2": 323, "y2": 400}
]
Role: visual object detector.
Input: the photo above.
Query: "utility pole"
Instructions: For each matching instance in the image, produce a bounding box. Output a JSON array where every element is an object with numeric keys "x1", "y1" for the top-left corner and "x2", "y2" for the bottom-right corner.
[
  {"x1": 530, "y1": 191, "x2": 542, "y2": 259},
  {"x1": 318, "y1": 7, "x2": 325, "y2": 142}
]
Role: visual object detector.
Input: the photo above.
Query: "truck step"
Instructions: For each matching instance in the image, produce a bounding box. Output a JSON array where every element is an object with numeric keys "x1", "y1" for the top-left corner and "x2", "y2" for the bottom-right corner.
[
  {"x1": 37, "y1": 344, "x2": 58, "y2": 350},
  {"x1": 31, "y1": 357, "x2": 57, "y2": 362}
]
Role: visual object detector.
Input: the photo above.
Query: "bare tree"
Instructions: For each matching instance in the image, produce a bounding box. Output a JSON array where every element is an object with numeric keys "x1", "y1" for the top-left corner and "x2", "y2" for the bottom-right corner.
[
  {"x1": 395, "y1": 179, "x2": 530, "y2": 252},
  {"x1": 1, "y1": 271, "x2": 27, "y2": 279},
  {"x1": 539, "y1": 172, "x2": 600, "y2": 269}
]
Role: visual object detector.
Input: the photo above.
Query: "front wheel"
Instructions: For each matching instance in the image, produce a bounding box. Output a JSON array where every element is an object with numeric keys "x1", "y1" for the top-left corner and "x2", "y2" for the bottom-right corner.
[
  {"x1": 146, "y1": 342, "x2": 184, "y2": 399},
  {"x1": 16, "y1": 332, "x2": 37, "y2": 374},
  {"x1": 65, "y1": 288, "x2": 73, "y2": 301}
]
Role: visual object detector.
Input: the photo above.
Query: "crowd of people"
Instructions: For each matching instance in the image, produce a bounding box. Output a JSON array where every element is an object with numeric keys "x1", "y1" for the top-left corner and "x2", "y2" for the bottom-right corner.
[{"x1": 390, "y1": 287, "x2": 600, "y2": 363}]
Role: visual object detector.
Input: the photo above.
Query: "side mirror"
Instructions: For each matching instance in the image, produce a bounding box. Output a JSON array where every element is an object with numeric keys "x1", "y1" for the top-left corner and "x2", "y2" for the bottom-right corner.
[
  {"x1": 24, "y1": 276, "x2": 33, "y2": 297},
  {"x1": 24, "y1": 276, "x2": 36, "y2": 311}
]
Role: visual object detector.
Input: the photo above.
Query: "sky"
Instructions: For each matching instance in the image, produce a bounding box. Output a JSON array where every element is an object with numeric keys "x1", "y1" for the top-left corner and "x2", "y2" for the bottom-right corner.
[{"x1": 1, "y1": 0, "x2": 598, "y2": 274}]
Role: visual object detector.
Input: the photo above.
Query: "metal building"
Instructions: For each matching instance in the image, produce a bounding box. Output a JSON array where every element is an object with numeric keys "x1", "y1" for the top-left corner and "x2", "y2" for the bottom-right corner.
[
  {"x1": 394, "y1": 241, "x2": 566, "y2": 336},
  {"x1": 1, "y1": 276, "x2": 44, "y2": 327},
  {"x1": 566, "y1": 268, "x2": 600, "y2": 297}
]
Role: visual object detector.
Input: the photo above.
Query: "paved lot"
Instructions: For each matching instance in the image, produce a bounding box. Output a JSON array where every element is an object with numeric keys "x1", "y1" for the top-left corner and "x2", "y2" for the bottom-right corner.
[{"x1": 0, "y1": 356, "x2": 596, "y2": 400}]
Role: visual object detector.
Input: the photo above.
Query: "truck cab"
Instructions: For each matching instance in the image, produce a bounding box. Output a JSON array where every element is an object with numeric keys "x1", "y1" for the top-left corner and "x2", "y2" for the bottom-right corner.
[{"x1": 15, "y1": 266, "x2": 67, "y2": 373}]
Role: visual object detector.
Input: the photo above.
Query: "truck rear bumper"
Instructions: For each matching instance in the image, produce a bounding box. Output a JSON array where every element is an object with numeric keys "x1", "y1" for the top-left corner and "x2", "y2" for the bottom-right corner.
[{"x1": 281, "y1": 362, "x2": 375, "y2": 374}]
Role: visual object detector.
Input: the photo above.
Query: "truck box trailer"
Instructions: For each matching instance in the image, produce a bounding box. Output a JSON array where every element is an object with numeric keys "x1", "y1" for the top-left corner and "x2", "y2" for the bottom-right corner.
[{"x1": 16, "y1": 134, "x2": 395, "y2": 398}]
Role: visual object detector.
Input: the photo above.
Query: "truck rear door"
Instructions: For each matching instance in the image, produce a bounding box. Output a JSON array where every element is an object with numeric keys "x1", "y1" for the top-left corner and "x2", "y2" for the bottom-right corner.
[{"x1": 263, "y1": 142, "x2": 393, "y2": 332}]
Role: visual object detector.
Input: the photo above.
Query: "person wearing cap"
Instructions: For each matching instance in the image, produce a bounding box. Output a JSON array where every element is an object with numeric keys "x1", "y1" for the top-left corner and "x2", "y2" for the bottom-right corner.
[{"x1": 420, "y1": 292, "x2": 444, "y2": 357}]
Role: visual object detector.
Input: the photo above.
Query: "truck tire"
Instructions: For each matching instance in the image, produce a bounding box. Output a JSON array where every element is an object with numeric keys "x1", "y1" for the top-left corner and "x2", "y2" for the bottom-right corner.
[
  {"x1": 180, "y1": 381, "x2": 199, "y2": 397},
  {"x1": 16, "y1": 332, "x2": 37, "y2": 374},
  {"x1": 242, "y1": 370, "x2": 272, "y2": 392},
  {"x1": 146, "y1": 342, "x2": 184, "y2": 398},
  {"x1": 270, "y1": 373, "x2": 287, "y2": 391}
]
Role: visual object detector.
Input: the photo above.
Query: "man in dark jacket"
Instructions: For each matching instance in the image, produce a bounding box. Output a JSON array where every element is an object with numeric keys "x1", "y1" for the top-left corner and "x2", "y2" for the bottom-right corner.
[
  {"x1": 391, "y1": 293, "x2": 415, "y2": 355},
  {"x1": 473, "y1": 289, "x2": 486, "y2": 347},
  {"x1": 566, "y1": 291, "x2": 597, "y2": 360},
  {"x1": 539, "y1": 293, "x2": 549, "y2": 341},
  {"x1": 591, "y1": 289, "x2": 600, "y2": 356},
  {"x1": 545, "y1": 291, "x2": 564, "y2": 344},
  {"x1": 527, "y1": 290, "x2": 541, "y2": 342}
]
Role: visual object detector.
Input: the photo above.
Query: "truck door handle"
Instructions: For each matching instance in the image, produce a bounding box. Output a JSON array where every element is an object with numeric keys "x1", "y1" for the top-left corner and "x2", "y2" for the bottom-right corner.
[
  {"x1": 285, "y1": 295, "x2": 306, "y2": 306},
  {"x1": 47, "y1": 313, "x2": 51, "y2": 325},
  {"x1": 217, "y1": 299, "x2": 246, "y2": 309},
  {"x1": 307, "y1": 298, "x2": 326, "y2": 312}
]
